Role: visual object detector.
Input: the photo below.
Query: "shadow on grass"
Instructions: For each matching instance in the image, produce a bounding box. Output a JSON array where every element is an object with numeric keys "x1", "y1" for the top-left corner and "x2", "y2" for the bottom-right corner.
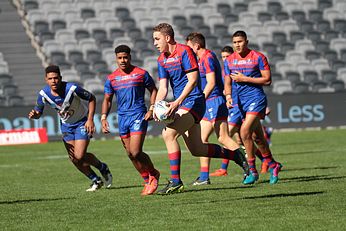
[
  {"x1": 284, "y1": 166, "x2": 339, "y2": 172},
  {"x1": 242, "y1": 191, "x2": 324, "y2": 200},
  {"x1": 281, "y1": 175, "x2": 346, "y2": 183},
  {"x1": 0, "y1": 197, "x2": 75, "y2": 205},
  {"x1": 276, "y1": 150, "x2": 326, "y2": 156}
]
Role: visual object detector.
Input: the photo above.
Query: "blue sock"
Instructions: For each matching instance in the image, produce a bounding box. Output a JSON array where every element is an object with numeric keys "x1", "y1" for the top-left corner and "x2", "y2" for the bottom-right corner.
[
  {"x1": 87, "y1": 171, "x2": 99, "y2": 182},
  {"x1": 199, "y1": 166, "x2": 209, "y2": 181}
]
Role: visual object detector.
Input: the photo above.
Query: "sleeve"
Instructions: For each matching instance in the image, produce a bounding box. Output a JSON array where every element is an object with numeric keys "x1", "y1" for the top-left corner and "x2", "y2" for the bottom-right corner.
[
  {"x1": 181, "y1": 47, "x2": 198, "y2": 73},
  {"x1": 204, "y1": 56, "x2": 216, "y2": 74},
  {"x1": 144, "y1": 71, "x2": 155, "y2": 88},
  {"x1": 258, "y1": 54, "x2": 270, "y2": 71},
  {"x1": 74, "y1": 84, "x2": 92, "y2": 101},
  {"x1": 157, "y1": 59, "x2": 169, "y2": 80},
  {"x1": 224, "y1": 59, "x2": 231, "y2": 76},
  {"x1": 104, "y1": 78, "x2": 114, "y2": 95},
  {"x1": 34, "y1": 93, "x2": 45, "y2": 113}
]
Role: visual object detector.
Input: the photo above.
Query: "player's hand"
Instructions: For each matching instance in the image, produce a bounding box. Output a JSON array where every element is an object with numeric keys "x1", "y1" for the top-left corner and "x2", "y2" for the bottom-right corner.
[
  {"x1": 144, "y1": 110, "x2": 153, "y2": 121},
  {"x1": 85, "y1": 120, "x2": 95, "y2": 135},
  {"x1": 226, "y1": 98, "x2": 233, "y2": 108},
  {"x1": 28, "y1": 109, "x2": 41, "y2": 119},
  {"x1": 101, "y1": 119, "x2": 110, "y2": 133},
  {"x1": 230, "y1": 71, "x2": 246, "y2": 82},
  {"x1": 166, "y1": 100, "x2": 179, "y2": 117}
]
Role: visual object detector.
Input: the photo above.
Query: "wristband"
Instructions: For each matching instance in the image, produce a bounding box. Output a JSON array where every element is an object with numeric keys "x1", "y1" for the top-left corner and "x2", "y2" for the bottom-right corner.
[
  {"x1": 149, "y1": 104, "x2": 155, "y2": 111},
  {"x1": 101, "y1": 114, "x2": 107, "y2": 121}
]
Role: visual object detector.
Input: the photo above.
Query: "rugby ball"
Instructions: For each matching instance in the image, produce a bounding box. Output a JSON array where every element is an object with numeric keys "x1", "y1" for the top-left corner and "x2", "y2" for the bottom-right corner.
[{"x1": 154, "y1": 100, "x2": 174, "y2": 124}]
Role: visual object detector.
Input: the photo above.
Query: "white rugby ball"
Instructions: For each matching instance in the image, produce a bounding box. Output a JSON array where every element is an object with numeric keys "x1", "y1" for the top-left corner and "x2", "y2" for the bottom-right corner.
[{"x1": 154, "y1": 100, "x2": 174, "y2": 124}]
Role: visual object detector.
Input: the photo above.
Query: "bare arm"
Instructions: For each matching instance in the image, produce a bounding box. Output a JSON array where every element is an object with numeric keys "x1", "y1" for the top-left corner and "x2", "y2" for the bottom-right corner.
[
  {"x1": 144, "y1": 85, "x2": 158, "y2": 121},
  {"x1": 231, "y1": 69, "x2": 272, "y2": 86},
  {"x1": 101, "y1": 93, "x2": 113, "y2": 133},
  {"x1": 223, "y1": 74, "x2": 233, "y2": 108},
  {"x1": 84, "y1": 94, "x2": 96, "y2": 135},
  {"x1": 203, "y1": 72, "x2": 216, "y2": 99}
]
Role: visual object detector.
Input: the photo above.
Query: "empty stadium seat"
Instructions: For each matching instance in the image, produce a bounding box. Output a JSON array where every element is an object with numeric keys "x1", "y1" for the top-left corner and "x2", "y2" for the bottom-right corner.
[
  {"x1": 61, "y1": 69, "x2": 81, "y2": 83},
  {"x1": 68, "y1": 50, "x2": 84, "y2": 64},
  {"x1": 293, "y1": 81, "x2": 310, "y2": 94},
  {"x1": 74, "y1": 60, "x2": 90, "y2": 73},
  {"x1": 257, "y1": 12, "x2": 272, "y2": 23},
  {"x1": 272, "y1": 80, "x2": 293, "y2": 94},
  {"x1": 302, "y1": 70, "x2": 319, "y2": 83},
  {"x1": 216, "y1": 3, "x2": 231, "y2": 15},
  {"x1": 81, "y1": 8, "x2": 96, "y2": 20},
  {"x1": 330, "y1": 80, "x2": 345, "y2": 92},
  {"x1": 316, "y1": 20, "x2": 331, "y2": 33},
  {"x1": 7, "y1": 95, "x2": 26, "y2": 106},
  {"x1": 51, "y1": 19, "x2": 67, "y2": 33},
  {"x1": 321, "y1": 70, "x2": 337, "y2": 82},
  {"x1": 305, "y1": 50, "x2": 321, "y2": 61}
]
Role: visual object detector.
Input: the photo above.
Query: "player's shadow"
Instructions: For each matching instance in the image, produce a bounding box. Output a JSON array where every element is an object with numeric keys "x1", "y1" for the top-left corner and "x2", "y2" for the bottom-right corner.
[
  {"x1": 242, "y1": 191, "x2": 324, "y2": 200},
  {"x1": 176, "y1": 184, "x2": 254, "y2": 195},
  {"x1": 0, "y1": 197, "x2": 75, "y2": 205},
  {"x1": 107, "y1": 184, "x2": 143, "y2": 190},
  {"x1": 275, "y1": 150, "x2": 325, "y2": 156},
  {"x1": 284, "y1": 166, "x2": 338, "y2": 172},
  {"x1": 279, "y1": 174, "x2": 346, "y2": 183}
]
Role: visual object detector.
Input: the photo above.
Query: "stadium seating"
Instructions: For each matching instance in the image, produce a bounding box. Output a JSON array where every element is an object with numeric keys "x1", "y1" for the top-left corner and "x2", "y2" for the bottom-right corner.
[{"x1": 7, "y1": 0, "x2": 345, "y2": 100}]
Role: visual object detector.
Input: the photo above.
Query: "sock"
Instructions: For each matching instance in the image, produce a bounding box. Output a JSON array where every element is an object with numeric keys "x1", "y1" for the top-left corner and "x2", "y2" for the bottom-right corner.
[
  {"x1": 169, "y1": 151, "x2": 181, "y2": 184},
  {"x1": 199, "y1": 166, "x2": 209, "y2": 181},
  {"x1": 262, "y1": 152, "x2": 276, "y2": 168},
  {"x1": 207, "y1": 144, "x2": 235, "y2": 160},
  {"x1": 220, "y1": 159, "x2": 229, "y2": 170},
  {"x1": 248, "y1": 157, "x2": 258, "y2": 175},
  {"x1": 255, "y1": 149, "x2": 263, "y2": 162},
  {"x1": 98, "y1": 162, "x2": 107, "y2": 173},
  {"x1": 87, "y1": 170, "x2": 99, "y2": 182},
  {"x1": 140, "y1": 171, "x2": 149, "y2": 184}
]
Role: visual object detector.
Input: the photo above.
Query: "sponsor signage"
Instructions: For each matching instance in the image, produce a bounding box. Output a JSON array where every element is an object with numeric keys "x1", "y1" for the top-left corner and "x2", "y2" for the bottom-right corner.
[
  {"x1": 0, "y1": 92, "x2": 345, "y2": 141},
  {"x1": 0, "y1": 128, "x2": 48, "y2": 146}
]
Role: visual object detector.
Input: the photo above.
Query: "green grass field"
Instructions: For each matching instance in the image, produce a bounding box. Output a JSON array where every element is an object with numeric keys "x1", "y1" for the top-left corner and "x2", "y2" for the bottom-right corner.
[{"x1": 1, "y1": 129, "x2": 346, "y2": 230}]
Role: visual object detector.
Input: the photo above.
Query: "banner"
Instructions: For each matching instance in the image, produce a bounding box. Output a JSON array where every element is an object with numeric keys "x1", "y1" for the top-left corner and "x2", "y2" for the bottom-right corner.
[
  {"x1": 0, "y1": 92, "x2": 345, "y2": 141},
  {"x1": 0, "y1": 128, "x2": 48, "y2": 146}
]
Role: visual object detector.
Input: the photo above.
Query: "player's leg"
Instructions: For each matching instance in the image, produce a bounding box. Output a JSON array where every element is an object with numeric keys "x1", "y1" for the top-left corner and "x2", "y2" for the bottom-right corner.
[
  {"x1": 121, "y1": 137, "x2": 150, "y2": 185},
  {"x1": 240, "y1": 113, "x2": 261, "y2": 184},
  {"x1": 127, "y1": 133, "x2": 160, "y2": 195},
  {"x1": 213, "y1": 119, "x2": 248, "y2": 178},
  {"x1": 64, "y1": 139, "x2": 103, "y2": 191},
  {"x1": 252, "y1": 119, "x2": 282, "y2": 184},
  {"x1": 193, "y1": 120, "x2": 213, "y2": 185}
]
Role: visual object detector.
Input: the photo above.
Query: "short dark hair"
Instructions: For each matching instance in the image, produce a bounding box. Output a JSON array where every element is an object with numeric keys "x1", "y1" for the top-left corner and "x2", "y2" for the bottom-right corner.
[
  {"x1": 232, "y1": 30, "x2": 247, "y2": 40},
  {"x1": 45, "y1": 65, "x2": 61, "y2": 76},
  {"x1": 153, "y1": 23, "x2": 174, "y2": 38},
  {"x1": 114, "y1": 45, "x2": 131, "y2": 54},
  {"x1": 186, "y1": 32, "x2": 206, "y2": 48},
  {"x1": 221, "y1": 46, "x2": 233, "y2": 53}
]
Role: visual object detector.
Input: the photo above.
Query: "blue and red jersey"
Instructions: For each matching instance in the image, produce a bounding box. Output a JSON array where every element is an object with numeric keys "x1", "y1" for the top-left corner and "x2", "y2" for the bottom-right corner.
[
  {"x1": 157, "y1": 43, "x2": 204, "y2": 102},
  {"x1": 104, "y1": 66, "x2": 155, "y2": 115},
  {"x1": 224, "y1": 49, "x2": 270, "y2": 101},
  {"x1": 198, "y1": 49, "x2": 224, "y2": 99}
]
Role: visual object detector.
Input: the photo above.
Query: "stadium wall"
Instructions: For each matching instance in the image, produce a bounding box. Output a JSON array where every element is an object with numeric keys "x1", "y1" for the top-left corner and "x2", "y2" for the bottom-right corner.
[{"x1": 0, "y1": 92, "x2": 345, "y2": 141}]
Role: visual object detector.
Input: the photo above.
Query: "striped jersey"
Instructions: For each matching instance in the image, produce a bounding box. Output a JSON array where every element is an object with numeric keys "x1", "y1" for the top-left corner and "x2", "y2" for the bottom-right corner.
[
  {"x1": 104, "y1": 66, "x2": 155, "y2": 115},
  {"x1": 157, "y1": 43, "x2": 204, "y2": 102}
]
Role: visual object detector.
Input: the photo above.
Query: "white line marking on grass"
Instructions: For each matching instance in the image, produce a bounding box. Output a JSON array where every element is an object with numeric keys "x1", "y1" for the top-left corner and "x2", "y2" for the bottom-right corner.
[
  {"x1": 36, "y1": 155, "x2": 67, "y2": 160},
  {"x1": 0, "y1": 164, "x2": 21, "y2": 168}
]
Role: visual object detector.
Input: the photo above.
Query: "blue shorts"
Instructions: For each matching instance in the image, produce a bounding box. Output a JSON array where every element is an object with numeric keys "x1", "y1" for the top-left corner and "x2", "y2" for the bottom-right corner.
[
  {"x1": 238, "y1": 95, "x2": 267, "y2": 119},
  {"x1": 202, "y1": 96, "x2": 228, "y2": 122},
  {"x1": 118, "y1": 112, "x2": 148, "y2": 138},
  {"x1": 61, "y1": 119, "x2": 91, "y2": 142},
  {"x1": 228, "y1": 105, "x2": 242, "y2": 127},
  {"x1": 180, "y1": 96, "x2": 206, "y2": 123}
]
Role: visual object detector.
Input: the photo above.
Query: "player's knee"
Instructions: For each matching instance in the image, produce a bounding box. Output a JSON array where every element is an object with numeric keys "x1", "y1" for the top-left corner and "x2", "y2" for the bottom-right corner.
[
  {"x1": 217, "y1": 135, "x2": 228, "y2": 146},
  {"x1": 127, "y1": 149, "x2": 141, "y2": 159}
]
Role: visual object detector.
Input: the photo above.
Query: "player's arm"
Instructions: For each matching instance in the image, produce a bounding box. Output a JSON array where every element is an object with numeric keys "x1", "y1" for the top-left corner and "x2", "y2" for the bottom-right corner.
[
  {"x1": 204, "y1": 71, "x2": 216, "y2": 99},
  {"x1": 168, "y1": 69, "x2": 198, "y2": 116},
  {"x1": 28, "y1": 95, "x2": 44, "y2": 119},
  {"x1": 144, "y1": 84, "x2": 158, "y2": 121},
  {"x1": 223, "y1": 59, "x2": 233, "y2": 108},
  {"x1": 84, "y1": 93, "x2": 96, "y2": 135},
  {"x1": 230, "y1": 70, "x2": 271, "y2": 86},
  {"x1": 28, "y1": 109, "x2": 42, "y2": 119},
  {"x1": 101, "y1": 93, "x2": 113, "y2": 134}
]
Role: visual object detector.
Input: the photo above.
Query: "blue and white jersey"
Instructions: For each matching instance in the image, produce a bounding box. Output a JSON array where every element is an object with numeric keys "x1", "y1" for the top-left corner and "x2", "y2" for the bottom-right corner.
[{"x1": 34, "y1": 82, "x2": 91, "y2": 125}]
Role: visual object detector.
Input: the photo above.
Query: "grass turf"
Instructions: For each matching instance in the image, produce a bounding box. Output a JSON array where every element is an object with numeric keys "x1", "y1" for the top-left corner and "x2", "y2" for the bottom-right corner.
[{"x1": 0, "y1": 129, "x2": 345, "y2": 230}]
